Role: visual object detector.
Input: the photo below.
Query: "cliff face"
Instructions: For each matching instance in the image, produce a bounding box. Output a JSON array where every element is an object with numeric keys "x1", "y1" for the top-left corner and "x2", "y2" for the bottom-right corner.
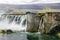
[
  {"x1": 26, "y1": 13, "x2": 38, "y2": 32},
  {"x1": 27, "y1": 14, "x2": 40, "y2": 32},
  {"x1": 26, "y1": 12, "x2": 60, "y2": 33}
]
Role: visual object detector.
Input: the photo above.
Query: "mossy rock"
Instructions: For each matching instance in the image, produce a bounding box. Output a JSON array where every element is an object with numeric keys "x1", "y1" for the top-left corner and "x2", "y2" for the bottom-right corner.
[
  {"x1": 0, "y1": 30, "x2": 6, "y2": 34},
  {"x1": 26, "y1": 28, "x2": 38, "y2": 33},
  {"x1": 6, "y1": 29, "x2": 13, "y2": 34}
]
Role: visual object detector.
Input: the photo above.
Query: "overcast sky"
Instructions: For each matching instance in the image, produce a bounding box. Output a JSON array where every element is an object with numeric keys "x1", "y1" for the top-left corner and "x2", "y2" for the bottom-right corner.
[{"x1": 0, "y1": 0, "x2": 60, "y2": 4}]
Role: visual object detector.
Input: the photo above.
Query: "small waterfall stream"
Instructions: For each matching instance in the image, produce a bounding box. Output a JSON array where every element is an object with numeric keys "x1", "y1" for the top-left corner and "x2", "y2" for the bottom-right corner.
[{"x1": 0, "y1": 14, "x2": 27, "y2": 31}]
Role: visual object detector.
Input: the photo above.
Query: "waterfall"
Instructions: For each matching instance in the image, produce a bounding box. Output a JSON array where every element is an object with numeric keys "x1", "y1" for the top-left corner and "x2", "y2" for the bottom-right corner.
[{"x1": 0, "y1": 14, "x2": 27, "y2": 31}]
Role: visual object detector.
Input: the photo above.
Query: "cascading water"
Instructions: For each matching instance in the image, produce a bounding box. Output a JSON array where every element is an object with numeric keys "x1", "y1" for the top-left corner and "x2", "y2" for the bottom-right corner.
[{"x1": 0, "y1": 13, "x2": 27, "y2": 31}]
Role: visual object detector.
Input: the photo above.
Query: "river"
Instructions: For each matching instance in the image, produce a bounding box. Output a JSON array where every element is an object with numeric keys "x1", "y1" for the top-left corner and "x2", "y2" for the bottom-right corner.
[{"x1": 0, "y1": 31, "x2": 60, "y2": 40}]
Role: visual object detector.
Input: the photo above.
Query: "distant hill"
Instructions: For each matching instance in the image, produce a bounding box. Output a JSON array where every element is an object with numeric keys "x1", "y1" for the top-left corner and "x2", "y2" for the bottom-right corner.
[{"x1": 0, "y1": 3, "x2": 60, "y2": 10}]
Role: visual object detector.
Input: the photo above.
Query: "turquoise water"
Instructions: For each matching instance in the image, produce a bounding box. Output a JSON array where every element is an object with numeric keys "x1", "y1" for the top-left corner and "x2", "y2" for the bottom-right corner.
[{"x1": 0, "y1": 32, "x2": 60, "y2": 40}]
